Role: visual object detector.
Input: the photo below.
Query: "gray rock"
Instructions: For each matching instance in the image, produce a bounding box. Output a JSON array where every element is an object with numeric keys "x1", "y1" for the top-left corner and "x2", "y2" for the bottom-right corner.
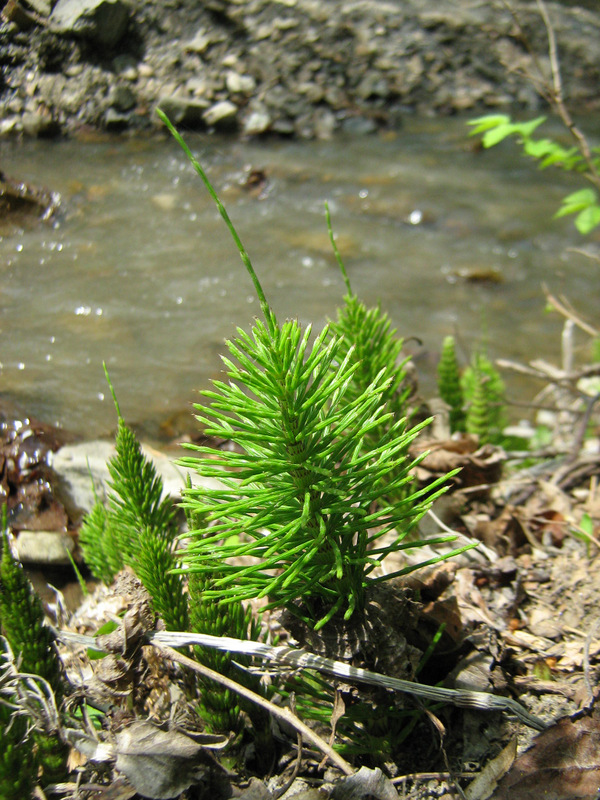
[
  {"x1": 49, "y1": 440, "x2": 114, "y2": 519},
  {"x1": 5, "y1": 0, "x2": 600, "y2": 142},
  {"x1": 313, "y1": 108, "x2": 336, "y2": 139},
  {"x1": 202, "y1": 99, "x2": 238, "y2": 128},
  {"x1": 16, "y1": 530, "x2": 76, "y2": 566},
  {"x1": 109, "y1": 84, "x2": 136, "y2": 112},
  {"x1": 104, "y1": 108, "x2": 132, "y2": 130},
  {"x1": 155, "y1": 95, "x2": 210, "y2": 127},
  {"x1": 243, "y1": 105, "x2": 271, "y2": 135},
  {"x1": 51, "y1": 0, "x2": 130, "y2": 49},
  {"x1": 184, "y1": 28, "x2": 224, "y2": 54},
  {"x1": 112, "y1": 54, "x2": 139, "y2": 80},
  {"x1": 0, "y1": 116, "x2": 20, "y2": 136},
  {"x1": 48, "y1": 439, "x2": 224, "y2": 520},
  {"x1": 225, "y1": 71, "x2": 256, "y2": 95},
  {"x1": 27, "y1": 0, "x2": 52, "y2": 14},
  {"x1": 340, "y1": 115, "x2": 377, "y2": 135},
  {"x1": 20, "y1": 109, "x2": 57, "y2": 137}
]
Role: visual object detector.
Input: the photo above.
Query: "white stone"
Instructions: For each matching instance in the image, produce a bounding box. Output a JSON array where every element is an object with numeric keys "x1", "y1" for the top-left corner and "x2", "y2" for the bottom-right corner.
[
  {"x1": 16, "y1": 530, "x2": 75, "y2": 565},
  {"x1": 49, "y1": 440, "x2": 224, "y2": 518},
  {"x1": 202, "y1": 100, "x2": 237, "y2": 126},
  {"x1": 226, "y1": 71, "x2": 256, "y2": 94}
]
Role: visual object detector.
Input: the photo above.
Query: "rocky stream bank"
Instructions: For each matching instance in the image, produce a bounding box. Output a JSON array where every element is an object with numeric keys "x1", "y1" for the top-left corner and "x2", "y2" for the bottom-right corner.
[{"x1": 1, "y1": 0, "x2": 600, "y2": 140}]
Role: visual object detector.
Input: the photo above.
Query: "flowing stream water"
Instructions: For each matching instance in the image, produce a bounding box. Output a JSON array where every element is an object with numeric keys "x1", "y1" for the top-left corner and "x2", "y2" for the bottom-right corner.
[{"x1": 1, "y1": 116, "x2": 598, "y2": 440}]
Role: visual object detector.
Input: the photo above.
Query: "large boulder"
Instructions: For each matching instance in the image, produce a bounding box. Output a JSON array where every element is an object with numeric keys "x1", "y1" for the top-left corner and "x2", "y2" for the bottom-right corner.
[{"x1": 50, "y1": 0, "x2": 130, "y2": 49}]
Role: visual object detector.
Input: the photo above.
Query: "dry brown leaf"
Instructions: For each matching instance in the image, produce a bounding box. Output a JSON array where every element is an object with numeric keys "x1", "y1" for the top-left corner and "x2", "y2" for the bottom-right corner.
[
  {"x1": 412, "y1": 437, "x2": 504, "y2": 495},
  {"x1": 490, "y1": 706, "x2": 600, "y2": 800},
  {"x1": 331, "y1": 766, "x2": 399, "y2": 800},
  {"x1": 465, "y1": 737, "x2": 517, "y2": 800},
  {"x1": 463, "y1": 506, "x2": 527, "y2": 555}
]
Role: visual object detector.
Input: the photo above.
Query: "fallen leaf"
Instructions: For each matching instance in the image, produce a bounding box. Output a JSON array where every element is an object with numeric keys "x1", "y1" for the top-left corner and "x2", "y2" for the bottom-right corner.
[
  {"x1": 331, "y1": 766, "x2": 399, "y2": 800},
  {"x1": 465, "y1": 737, "x2": 517, "y2": 800},
  {"x1": 490, "y1": 706, "x2": 600, "y2": 800},
  {"x1": 114, "y1": 720, "x2": 207, "y2": 799}
]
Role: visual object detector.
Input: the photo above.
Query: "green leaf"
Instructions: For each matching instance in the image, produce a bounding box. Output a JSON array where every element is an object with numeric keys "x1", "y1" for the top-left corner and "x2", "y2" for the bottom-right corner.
[
  {"x1": 575, "y1": 204, "x2": 600, "y2": 234},
  {"x1": 522, "y1": 138, "x2": 555, "y2": 159},
  {"x1": 481, "y1": 124, "x2": 519, "y2": 148},
  {"x1": 467, "y1": 114, "x2": 512, "y2": 135},
  {"x1": 538, "y1": 146, "x2": 581, "y2": 170},
  {"x1": 467, "y1": 114, "x2": 547, "y2": 148},
  {"x1": 554, "y1": 188, "x2": 598, "y2": 218},
  {"x1": 580, "y1": 513, "x2": 594, "y2": 537},
  {"x1": 553, "y1": 188, "x2": 600, "y2": 233},
  {"x1": 511, "y1": 116, "x2": 547, "y2": 140}
]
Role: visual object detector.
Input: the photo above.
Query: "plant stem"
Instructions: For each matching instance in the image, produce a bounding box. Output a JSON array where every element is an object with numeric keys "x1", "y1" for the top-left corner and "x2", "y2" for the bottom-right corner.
[{"x1": 157, "y1": 109, "x2": 274, "y2": 330}]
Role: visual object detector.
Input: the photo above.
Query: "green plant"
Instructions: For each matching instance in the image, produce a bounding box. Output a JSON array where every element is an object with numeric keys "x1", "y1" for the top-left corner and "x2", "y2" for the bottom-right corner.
[
  {"x1": 436, "y1": 337, "x2": 505, "y2": 443},
  {"x1": 159, "y1": 109, "x2": 474, "y2": 636},
  {"x1": 0, "y1": 697, "x2": 35, "y2": 800},
  {"x1": 325, "y1": 205, "x2": 415, "y2": 505},
  {"x1": 570, "y1": 512, "x2": 599, "y2": 558},
  {"x1": 468, "y1": 113, "x2": 600, "y2": 234},
  {"x1": 467, "y1": 1, "x2": 600, "y2": 235},
  {"x1": 79, "y1": 397, "x2": 256, "y2": 734},
  {"x1": 184, "y1": 498, "x2": 260, "y2": 736},
  {"x1": 0, "y1": 514, "x2": 68, "y2": 786},
  {"x1": 79, "y1": 380, "x2": 188, "y2": 632},
  {"x1": 462, "y1": 351, "x2": 506, "y2": 445},
  {"x1": 437, "y1": 335, "x2": 466, "y2": 433}
]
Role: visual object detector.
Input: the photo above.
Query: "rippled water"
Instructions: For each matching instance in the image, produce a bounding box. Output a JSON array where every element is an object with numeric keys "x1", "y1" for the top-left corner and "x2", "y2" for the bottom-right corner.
[{"x1": 1, "y1": 116, "x2": 598, "y2": 439}]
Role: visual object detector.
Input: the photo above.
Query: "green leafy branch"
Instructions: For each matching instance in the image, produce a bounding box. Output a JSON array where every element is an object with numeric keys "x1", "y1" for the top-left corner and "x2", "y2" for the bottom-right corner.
[
  {"x1": 467, "y1": 1, "x2": 600, "y2": 235},
  {"x1": 468, "y1": 113, "x2": 600, "y2": 234},
  {"x1": 0, "y1": 509, "x2": 69, "y2": 791}
]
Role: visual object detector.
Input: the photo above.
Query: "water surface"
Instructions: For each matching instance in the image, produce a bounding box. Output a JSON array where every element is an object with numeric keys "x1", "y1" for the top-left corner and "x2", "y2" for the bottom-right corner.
[{"x1": 1, "y1": 117, "x2": 597, "y2": 439}]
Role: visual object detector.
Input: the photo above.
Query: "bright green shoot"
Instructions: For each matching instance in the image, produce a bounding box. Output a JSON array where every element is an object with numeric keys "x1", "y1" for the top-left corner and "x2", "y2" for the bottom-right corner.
[{"x1": 161, "y1": 112, "x2": 475, "y2": 631}]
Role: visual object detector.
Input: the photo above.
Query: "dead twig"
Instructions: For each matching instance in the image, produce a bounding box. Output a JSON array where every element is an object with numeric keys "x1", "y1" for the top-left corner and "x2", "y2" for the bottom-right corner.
[
  {"x1": 153, "y1": 643, "x2": 354, "y2": 777},
  {"x1": 583, "y1": 620, "x2": 600, "y2": 706},
  {"x1": 535, "y1": 0, "x2": 600, "y2": 186},
  {"x1": 543, "y1": 285, "x2": 600, "y2": 339}
]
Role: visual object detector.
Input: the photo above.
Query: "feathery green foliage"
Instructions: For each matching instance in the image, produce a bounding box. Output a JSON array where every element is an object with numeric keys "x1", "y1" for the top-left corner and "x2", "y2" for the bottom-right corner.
[
  {"x1": 158, "y1": 110, "x2": 473, "y2": 633},
  {"x1": 437, "y1": 335, "x2": 466, "y2": 433},
  {"x1": 0, "y1": 532, "x2": 63, "y2": 696},
  {"x1": 462, "y1": 352, "x2": 506, "y2": 444},
  {"x1": 187, "y1": 571, "x2": 259, "y2": 735},
  {"x1": 79, "y1": 379, "x2": 188, "y2": 631},
  {"x1": 325, "y1": 204, "x2": 415, "y2": 505},
  {"x1": 325, "y1": 204, "x2": 410, "y2": 423},
  {"x1": 78, "y1": 501, "x2": 121, "y2": 584},
  {"x1": 179, "y1": 316, "x2": 455, "y2": 630},
  {"x1": 464, "y1": 369, "x2": 491, "y2": 444},
  {"x1": 0, "y1": 700, "x2": 35, "y2": 800},
  {"x1": 436, "y1": 337, "x2": 506, "y2": 443},
  {"x1": 187, "y1": 571, "x2": 245, "y2": 733},
  {"x1": 184, "y1": 497, "x2": 259, "y2": 734},
  {"x1": 0, "y1": 519, "x2": 68, "y2": 785}
]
